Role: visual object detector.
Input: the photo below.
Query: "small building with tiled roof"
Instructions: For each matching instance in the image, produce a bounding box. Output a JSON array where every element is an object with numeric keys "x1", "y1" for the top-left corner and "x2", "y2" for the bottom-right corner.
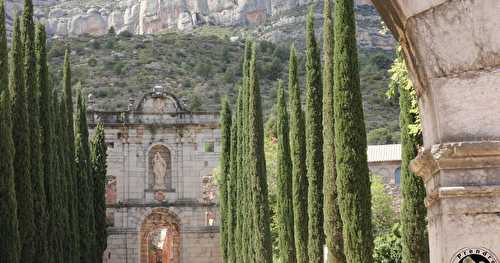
[
  {"x1": 368, "y1": 144, "x2": 402, "y2": 185},
  {"x1": 367, "y1": 144, "x2": 402, "y2": 208}
]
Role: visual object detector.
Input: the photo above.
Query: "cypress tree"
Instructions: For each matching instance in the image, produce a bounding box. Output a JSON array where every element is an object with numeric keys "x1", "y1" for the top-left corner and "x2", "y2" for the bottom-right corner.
[
  {"x1": 242, "y1": 41, "x2": 254, "y2": 263},
  {"x1": 247, "y1": 44, "x2": 272, "y2": 263},
  {"x1": 59, "y1": 95, "x2": 76, "y2": 263},
  {"x1": 305, "y1": 8, "x2": 324, "y2": 263},
  {"x1": 0, "y1": 3, "x2": 21, "y2": 259},
  {"x1": 37, "y1": 23, "x2": 58, "y2": 263},
  {"x1": 11, "y1": 14, "x2": 36, "y2": 263},
  {"x1": 91, "y1": 123, "x2": 108, "y2": 263},
  {"x1": 75, "y1": 88, "x2": 95, "y2": 263},
  {"x1": 322, "y1": 0, "x2": 346, "y2": 262},
  {"x1": 227, "y1": 97, "x2": 239, "y2": 263},
  {"x1": 236, "y1": 41, "x2": 253, "y2": 263},
  {"x1": 0, "y1": 0, "x2": 6, "y2": 95},
  {"x1": 51, "y1": 92, "x2": 65, "y2": 263},
  {"x1": 275, "y1": 79, "x2": 296, "y2": 263},
  {"x1": 0, "y1": 92, "x2": 21, "y2": 263},
  {"x1": 62, "y1": 48, "x2": 81, "y2": 263},
  {"x1": 219, "y1": 97, "x2": 232, "y2": 262},
  {"x1": 334, "y1": 0, "x2": 373, "y2": 262},
  {"x1": 395, "y1": 52, "x2": 429, "y2": 263},
  {"x1": 24, "y1": 1, "x2": 49, "y2": 262},
  {"x1": 288, "y1": 45, "x2": 309, "y2": 263},
  {"x1": 234, "y1": 87, "x2": 245, "y2": 263}
]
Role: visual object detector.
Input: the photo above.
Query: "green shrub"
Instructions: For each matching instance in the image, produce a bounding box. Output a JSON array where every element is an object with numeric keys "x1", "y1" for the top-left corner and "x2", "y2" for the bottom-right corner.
[
  {"x1": 369, "y1": 52, "x2": 393, "y2": 70},
  {"x1": 118, "y1": 30, "x2": 133, "y2": 38},
  {"x1": 88, "y1": 58, "x2": 98, "y2": 67},
  {"x1": 373, "y1": 224, "x2": 402, "y2": 263},
  {"x1": 194, "y1": 63, "x2": 212, "y2": 79},
  {"x1": 89, "y1": 40, "x2": 101, "y2": 49},
  {"x1": 104, "y1": 39, "x2": 115, "y2": 49},
  {"x1": 223, "y1": 68, "x2": 235, "y2": 84},
  {"x1": 371, "y1": 175, "x2": 398, "y2": 237},
  {"x1": 48, "y1": 43, "x2": 65, "y2": 57},
  {"x1": 108, "y1": 26, "x2": 116, "y2": 35},
  {"x1": 367, "y1": 127, "x2": 396, "y2": 145},
  {"x1": 113, "y1": 62, "x2": 126, "y2": 75}
]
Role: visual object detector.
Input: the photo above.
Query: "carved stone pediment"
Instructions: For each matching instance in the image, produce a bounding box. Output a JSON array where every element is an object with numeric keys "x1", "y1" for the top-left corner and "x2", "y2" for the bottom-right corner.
[{"x1": 135, "y1": 86, "x2": 185, "y2": 113}]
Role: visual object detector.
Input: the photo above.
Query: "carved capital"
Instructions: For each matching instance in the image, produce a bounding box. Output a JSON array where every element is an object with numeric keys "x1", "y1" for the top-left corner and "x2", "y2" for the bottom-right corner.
[
  {"x1": 412, "y1": 141, "x2": 500, "y2": 177},
  {"x1": 411, "y1": 141, "x2": 500, "y2": 207}
]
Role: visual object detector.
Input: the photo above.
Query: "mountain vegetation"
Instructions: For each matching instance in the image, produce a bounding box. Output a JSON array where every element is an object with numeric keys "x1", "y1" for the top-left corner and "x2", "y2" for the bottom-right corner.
[{"x1": 45, "y1": 27, "x2": 399, "y2": 142}]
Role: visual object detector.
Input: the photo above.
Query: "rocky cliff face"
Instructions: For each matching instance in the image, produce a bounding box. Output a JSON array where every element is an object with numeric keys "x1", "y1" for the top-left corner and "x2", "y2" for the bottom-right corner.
[{"x1": 5, "y1": 0, "x2": 392, "y2": 50}]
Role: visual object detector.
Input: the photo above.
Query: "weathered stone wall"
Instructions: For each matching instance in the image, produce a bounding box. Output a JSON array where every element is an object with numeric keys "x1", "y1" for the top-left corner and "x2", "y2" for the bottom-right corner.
[
  {"x1": 90, "y1": 101, "x2": 222, "y2": 263},
  {"x1": 368, "y1": 161, "x2": 401, "y2": 210},
  {"x1": 371, "y1": 1, "x2": 500, "y2": 262}
]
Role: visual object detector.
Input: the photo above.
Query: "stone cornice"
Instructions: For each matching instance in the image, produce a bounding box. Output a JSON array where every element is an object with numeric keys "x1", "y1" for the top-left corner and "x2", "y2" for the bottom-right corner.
[
  {"x1": 411, "y1": 141, "x2": 500, "y2": 207},
  {"x1": 107, "y1": 200, "x2": 218, "y2": 209},
  {"x1": 411, "y1": 141, "x2": 500, "y2": 181}
]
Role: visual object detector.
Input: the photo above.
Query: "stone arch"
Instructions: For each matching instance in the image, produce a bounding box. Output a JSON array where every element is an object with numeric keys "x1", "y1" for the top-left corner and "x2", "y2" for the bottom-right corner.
[
  {"x1": 148, "y1": 144, "x2": 173, "y2": 191},
  {"x1": 139, "y1": 208, "x2": 181, "y2": 263}
]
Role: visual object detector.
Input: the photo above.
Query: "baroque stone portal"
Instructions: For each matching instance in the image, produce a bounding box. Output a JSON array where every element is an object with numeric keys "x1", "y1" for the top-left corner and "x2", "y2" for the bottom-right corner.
[{"x1": 140, "y1": 208, "x2": 180, "y2": 263}]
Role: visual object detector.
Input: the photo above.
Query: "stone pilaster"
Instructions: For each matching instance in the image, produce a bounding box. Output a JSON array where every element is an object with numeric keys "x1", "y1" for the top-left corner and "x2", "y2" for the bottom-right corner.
[
  {"x1": 411, "y1": 142, "x2": 500, "y2": 262},
  {"x1": 371, "y1": 0, "x2": 500, "y2": 261}
]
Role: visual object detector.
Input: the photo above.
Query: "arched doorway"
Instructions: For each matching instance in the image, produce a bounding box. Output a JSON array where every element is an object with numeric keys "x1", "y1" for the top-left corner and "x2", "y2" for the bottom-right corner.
[{"x1": 140, "y1": 208, "x2": 181, "y2": 263}]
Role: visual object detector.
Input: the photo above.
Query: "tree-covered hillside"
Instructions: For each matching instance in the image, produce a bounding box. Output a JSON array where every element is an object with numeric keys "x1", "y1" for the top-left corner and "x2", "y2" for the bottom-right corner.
[{"x1": 47, "y1": 28, "x2": 399, "y2": 142}]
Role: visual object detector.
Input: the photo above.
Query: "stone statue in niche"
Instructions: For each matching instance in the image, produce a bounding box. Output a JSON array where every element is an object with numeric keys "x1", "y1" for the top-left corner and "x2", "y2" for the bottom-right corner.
[{"x1": 153, "y1": 152, "x2": 167, "y2": 190}]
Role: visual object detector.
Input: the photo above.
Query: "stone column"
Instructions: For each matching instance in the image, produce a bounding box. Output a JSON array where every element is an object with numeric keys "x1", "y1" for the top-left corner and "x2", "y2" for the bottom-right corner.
[{"x1": 371, "y1": 1, "x2": 500, "y2": 262}]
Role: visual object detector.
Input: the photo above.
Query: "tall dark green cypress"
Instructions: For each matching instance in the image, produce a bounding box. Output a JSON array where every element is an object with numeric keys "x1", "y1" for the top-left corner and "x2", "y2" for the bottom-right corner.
[
  {"x1": 58, "y1": 95, "x2": 76, "y2": 263},
  {"x1": 322, "y1": 0, "x2": 345, "y2": 262},
  {"x1": 334, "y1": 0, "x2": 373, "y2": 262},
  {"x1": 11, "y1": 14, "x2": 36, "y2": 263},
  {"x1": 0, "y1": 0, "x2": 6, "y2": 95},
  {"x1": 234, "y1": 86, "x2": 245, "y2": 263},
  {"x1": 288, "y1": 46, "x2": 309, "y2": 263},
  {"x1": 75, "y1": 88, "x2": 95, "y2": 263},
  {"x1": 91, "y1": 123, "x2": 108, "y2": 263},
  {"x1": 0, "y1": 92, "x2": 21, "y2": 263},
  {"x1": 37, "y1": 23, "x2": 58, "y2": 263},
  {"x1": 305, "y1": 8, "x2": 324, "y2": 263},
  {"x1": 247, "y1": 44, "x2": 272, "y2": 263},
  {"x1": 52, "y1": 92, "x2": 66, "y2": 263},
  {"x1": 275, "y1": 79, "x2": 296, "y2": 263},
  {"x1": 227, "y1": 96, "x2": 238, "y2": 263},
  {"x1": 237, "y1": 41, "x2": 253, "y2": 263},
  {"x1": 0, "y1": 3, "x2": 21, "y2": 260},
  {"x1": 62, "y1": 48, "x2": 81, "y2": 263},
  {"x1": 25, "y1": 1, "x2": 49, "y2": 262},
  {"x1": 396, "y1": 53, "x2": 429, "y2": 263},
  {"x1": 243, "y1": 41, "x2": 255, "y2": 263},
  {"x1": 219, "y1": 97, "x2": 232, "y2": 263}
]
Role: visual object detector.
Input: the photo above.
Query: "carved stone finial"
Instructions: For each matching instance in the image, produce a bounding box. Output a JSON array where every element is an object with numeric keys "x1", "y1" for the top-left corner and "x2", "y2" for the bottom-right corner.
[
  {"x1": 153, "y1": 85, "x2": 164, "y2": 97},
  {"x1": 88, "y1": 93, "x2": 95, "y2": 110}
]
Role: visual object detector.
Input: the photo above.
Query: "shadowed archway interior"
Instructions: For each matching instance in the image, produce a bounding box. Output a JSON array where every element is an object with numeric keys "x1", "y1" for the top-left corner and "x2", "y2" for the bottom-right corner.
[{"x1": 140, "y1": 208, "x2": 181, "y2": 263}]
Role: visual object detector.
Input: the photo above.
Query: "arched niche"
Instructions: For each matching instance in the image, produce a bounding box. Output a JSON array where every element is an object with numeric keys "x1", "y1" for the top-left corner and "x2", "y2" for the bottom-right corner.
[
  {"x1": 148, "y1": 145, "x2": 173, "y2": 191},
  {"x1": 139, "y1": 208, "x2": 181, "y2": 263}
]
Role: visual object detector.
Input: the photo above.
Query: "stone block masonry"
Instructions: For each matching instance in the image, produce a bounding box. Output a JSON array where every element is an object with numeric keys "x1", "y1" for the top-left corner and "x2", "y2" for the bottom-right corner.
[
  {"x1": 89, "y1": 88, "x2": 222, "y2": 263},
  {"x1": 372, "y1": 1, "x2": 500, "y2": 262}
]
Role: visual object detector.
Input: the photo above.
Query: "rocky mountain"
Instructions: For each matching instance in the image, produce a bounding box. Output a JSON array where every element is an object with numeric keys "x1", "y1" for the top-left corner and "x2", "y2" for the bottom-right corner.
[{"x1": 5, "y1": 0, "x2": 392, "y2": 50}]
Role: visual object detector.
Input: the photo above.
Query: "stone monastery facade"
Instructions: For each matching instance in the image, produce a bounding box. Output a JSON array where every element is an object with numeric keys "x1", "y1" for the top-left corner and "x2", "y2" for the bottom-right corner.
[{"x1": 88, "y1": 86, "x2": 222, "y2": 263}]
